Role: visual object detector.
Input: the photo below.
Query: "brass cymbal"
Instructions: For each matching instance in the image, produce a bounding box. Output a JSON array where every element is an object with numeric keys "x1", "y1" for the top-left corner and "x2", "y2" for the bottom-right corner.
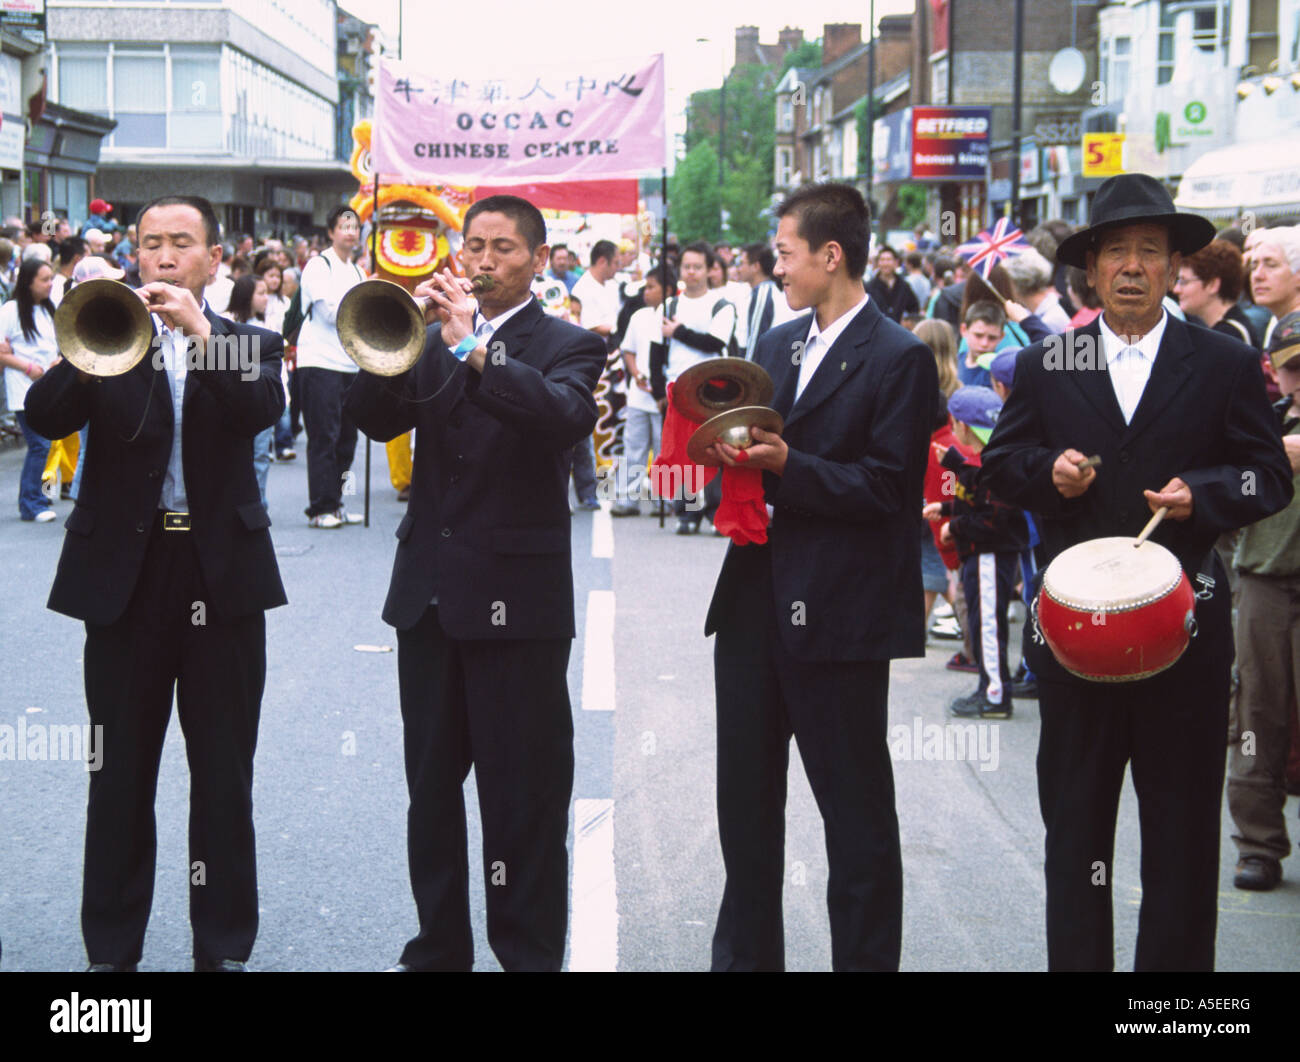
[
  {"x1": 687, "y1": 405, "x2": 784, "y2": 466},
  {"x1": 672, "y1": 358, "x2": 774, "y2": 422}
]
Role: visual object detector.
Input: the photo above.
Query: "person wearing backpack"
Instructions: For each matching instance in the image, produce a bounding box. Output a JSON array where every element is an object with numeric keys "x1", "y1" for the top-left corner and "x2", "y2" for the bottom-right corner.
[
  {"x1": 661, "y1": 241, "x2": 737, "y2": 532},
  {"x1": 294, "y1": 206, "x2": 365, "y2": 528}
]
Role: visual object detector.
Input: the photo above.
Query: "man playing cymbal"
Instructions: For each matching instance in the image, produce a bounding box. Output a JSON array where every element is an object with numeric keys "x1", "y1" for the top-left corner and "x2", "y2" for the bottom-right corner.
[{"x1": 703, "y1": 182, "x2": 937, "y2": 970}]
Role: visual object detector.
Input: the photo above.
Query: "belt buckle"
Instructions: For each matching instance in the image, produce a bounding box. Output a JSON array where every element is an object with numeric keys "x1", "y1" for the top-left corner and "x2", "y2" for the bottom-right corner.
[{"x1": 163, "y1": 511, "x2": 191, "y2": 531}]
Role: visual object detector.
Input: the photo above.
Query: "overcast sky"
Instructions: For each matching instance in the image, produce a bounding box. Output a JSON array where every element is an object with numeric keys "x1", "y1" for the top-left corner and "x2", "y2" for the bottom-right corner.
[{"x1": 345, "y1": 0, "x2": 916, "y2": 155}]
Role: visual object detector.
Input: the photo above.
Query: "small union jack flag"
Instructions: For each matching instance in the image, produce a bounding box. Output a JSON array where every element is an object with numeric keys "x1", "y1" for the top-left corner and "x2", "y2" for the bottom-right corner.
[{"x1": 957, "y1": 217, "x2": 1032, "y2": 278}]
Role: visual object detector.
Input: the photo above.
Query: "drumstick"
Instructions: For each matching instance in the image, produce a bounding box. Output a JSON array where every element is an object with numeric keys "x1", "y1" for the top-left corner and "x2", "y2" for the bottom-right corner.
[{"x1": 1133, "y1": 506, "x2": 1169, "y2": 548}]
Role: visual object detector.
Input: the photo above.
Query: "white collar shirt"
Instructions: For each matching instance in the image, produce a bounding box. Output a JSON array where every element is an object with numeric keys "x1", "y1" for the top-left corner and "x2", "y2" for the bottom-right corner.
[
  {"x1": 1098, "y1": 309, "x2": 1167, "y2": 424},
  {"x1": 794, "y1": 294, "x2": 869, "y2": 402},
  {"x1": 472, "y1": 296, "x2": 532, "y2": 348},
  {"x1": 152, "y1": 300, "x2": 211, "y2": 513}
]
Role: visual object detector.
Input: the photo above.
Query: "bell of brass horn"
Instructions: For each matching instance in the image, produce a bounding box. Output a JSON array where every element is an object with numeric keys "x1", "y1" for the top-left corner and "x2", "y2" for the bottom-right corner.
[
  {"x1": 337, "y1": 275, "x2": 496, "y2": 377},
  {"x1": 53, "y1": 278, "x2": 155, "y2": 377}
]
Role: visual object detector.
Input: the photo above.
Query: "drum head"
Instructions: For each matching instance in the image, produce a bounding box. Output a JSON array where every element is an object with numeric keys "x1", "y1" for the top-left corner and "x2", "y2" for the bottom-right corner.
[{"x1": 1042, "y1": 537, "x2": 1184, "y2": 611}]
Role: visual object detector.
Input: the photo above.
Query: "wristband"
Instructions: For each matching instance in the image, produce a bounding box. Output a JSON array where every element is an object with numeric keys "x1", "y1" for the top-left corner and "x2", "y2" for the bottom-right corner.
[{"x1": 451, "y1": 334, "x2": 478, "y2": 360}]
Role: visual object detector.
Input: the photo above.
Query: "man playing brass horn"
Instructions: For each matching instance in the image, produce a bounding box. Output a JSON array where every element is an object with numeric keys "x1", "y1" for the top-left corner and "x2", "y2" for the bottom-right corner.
[
  {"x1": 345, "y1": 194, "x2": 605, "y2": 970},
  {"x1": 24, "y1": 195, "x2": 286, "y2": 971}
]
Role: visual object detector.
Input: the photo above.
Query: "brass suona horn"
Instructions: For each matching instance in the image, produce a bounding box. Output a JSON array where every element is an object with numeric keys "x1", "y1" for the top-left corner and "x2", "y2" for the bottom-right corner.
[
  {"x1": 53, "y1": 278, "x2": 155, "y2": 377},
  {"x1": 337, "y1": 275, "x2": 495, "y2": 377}
]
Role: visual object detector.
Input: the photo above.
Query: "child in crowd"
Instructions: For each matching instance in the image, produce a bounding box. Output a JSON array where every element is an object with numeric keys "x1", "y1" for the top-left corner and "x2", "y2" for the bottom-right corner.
[{"x1": 924, "y1": 386, "x2": 1029, "y2": 718}]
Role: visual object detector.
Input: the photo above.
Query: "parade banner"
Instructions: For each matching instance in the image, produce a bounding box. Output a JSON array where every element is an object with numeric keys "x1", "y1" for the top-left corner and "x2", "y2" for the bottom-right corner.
[{"x1": 373, "y1": 54, "x2": 666, "y2": 185}]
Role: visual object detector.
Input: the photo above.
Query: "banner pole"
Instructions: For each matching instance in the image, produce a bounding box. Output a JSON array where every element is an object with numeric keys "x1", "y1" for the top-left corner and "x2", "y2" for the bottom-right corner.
[
  {"x1": 658, "y1": 165, "x2": 668, "y2": 529},
  {"x1": 364, "y1": 166, "x2": 379, "y2": 529}
]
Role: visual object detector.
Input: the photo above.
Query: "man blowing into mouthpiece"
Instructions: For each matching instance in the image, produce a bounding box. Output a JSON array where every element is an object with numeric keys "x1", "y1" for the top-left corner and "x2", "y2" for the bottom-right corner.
[
  {"x1": 25, "y1": 194, "x2": 286, "y2": 972},
  {"x1": 345, "y1": 195, "x2": 605, "y2": 970}
]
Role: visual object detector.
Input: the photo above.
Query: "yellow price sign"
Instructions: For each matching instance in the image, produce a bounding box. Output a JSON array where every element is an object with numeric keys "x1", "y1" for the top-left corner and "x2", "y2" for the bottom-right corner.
[{"x1": 1082, "y1": 133, "x2": 1125, "y2": 177}]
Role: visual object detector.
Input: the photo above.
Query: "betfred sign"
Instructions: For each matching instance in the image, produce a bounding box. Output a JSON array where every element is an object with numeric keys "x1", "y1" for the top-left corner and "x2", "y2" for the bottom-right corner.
[{"x1": 911, "y1": 105, "x2": 991, "y2": 181}]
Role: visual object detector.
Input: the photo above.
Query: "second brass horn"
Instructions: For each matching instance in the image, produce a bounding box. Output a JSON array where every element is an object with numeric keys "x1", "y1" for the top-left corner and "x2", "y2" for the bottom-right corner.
[
  {"x1": 53, "y1": 278, "x2": 155, "y2": 377},
  {"x1": 337, "y1": 275, "x2": 495, "y2": 377}
]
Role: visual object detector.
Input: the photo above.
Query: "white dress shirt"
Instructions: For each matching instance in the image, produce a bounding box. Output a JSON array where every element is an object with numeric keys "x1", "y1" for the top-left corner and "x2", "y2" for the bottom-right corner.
[
  {"x1": 153, "y1": 303, "x2": 213, "y2": 513},
  {"x1": 794, "y1": 294, "x2": 870, "y2": 402},
  {"x1": 1098, "y1": 309, "x2": 1167, "y2": 424}
]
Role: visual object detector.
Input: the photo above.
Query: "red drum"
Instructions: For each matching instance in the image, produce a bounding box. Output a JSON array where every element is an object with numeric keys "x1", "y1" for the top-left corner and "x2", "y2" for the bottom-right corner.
[{"x1": 1036, "y1": 536, "x2": 1196, "y2": 682}]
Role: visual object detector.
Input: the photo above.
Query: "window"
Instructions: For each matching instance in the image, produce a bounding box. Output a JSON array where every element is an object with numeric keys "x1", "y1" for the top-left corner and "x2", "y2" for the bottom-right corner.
[
  {"x1": 777, "y1": 147, "x2": 792, "y2": 187},
  {"x1": 49, "y1": 172, "x2": 89, "y2": 225},
  {"x1": 779, "y1": 97, "x2": 793, "y2": 132},
  {"x1": 1101, "y1": 36, "x2": 1131, "y2": 103},
  {"x1": 171, "y1": 49, "x2": 222, "y2": 149},
  {"x1": 1249, "y1": 0, "x2": 1280, "y2": 72},
  {"x1": 58, "y1": 47, "x2": 108, "y2": 114},
  {"x1": 1158, "y1": 4, "x2": 1176, "y2": 83},
  {"x1": 114, "y1": 51, "x2": 166, "y2": 147}
]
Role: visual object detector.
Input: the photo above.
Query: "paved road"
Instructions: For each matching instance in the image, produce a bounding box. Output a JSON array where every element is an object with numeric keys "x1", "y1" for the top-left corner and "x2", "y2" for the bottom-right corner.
[{"x1": 0, "y1": 441, "x2": 1296, "y2": 971}]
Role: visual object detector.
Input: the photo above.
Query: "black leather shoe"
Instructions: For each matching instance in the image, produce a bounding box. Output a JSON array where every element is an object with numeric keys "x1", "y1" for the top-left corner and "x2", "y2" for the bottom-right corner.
[
  {"x1": 1233, "y1": 856, "x2": 1282, "y2": 891},
  {"x1": 87, "y1": 962, "x2": 137, "y2": 972},
  {"x1": 194, "y1": 958, "x2": 247, "y2": 972},
  {"x1": 1011, "y1": 677, "x2": 1039, "y2": 698}
]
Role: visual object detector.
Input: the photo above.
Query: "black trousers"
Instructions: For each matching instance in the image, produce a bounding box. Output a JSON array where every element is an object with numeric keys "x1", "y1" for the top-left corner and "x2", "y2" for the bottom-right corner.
[
  {"x1": 298, "y1": 366, "x2": 359, "y2": 517},
  {"x1": 711, "y1": 546, "x2": 901, "y2": 971},
  {"x1": 961, "y1": 551, "x2": 1017, "y2": 705},
  {"x1": 82, "y1": 515, "x2": 265, "y2": 966},
  {"x1": 1036, "y1": 564, "x2": 1233, "y2": 971},
  {"x1": 396, "y1": 607, "x2": 574, "y2": 971}
]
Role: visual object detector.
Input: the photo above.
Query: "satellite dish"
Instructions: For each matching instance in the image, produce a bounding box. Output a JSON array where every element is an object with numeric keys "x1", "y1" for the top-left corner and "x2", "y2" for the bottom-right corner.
[{"x1": 1048, "y1": 47, "x2": 1087, "y2": 94}]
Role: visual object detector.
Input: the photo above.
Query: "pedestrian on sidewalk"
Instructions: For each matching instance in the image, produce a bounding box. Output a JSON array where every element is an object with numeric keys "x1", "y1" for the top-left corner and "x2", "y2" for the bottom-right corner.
[{"x1": 0, "y1": 257, "x2": 60, "y2": 521}]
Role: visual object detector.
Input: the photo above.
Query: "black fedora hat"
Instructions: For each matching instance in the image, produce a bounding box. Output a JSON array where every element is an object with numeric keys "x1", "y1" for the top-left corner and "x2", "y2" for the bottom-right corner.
[{"x1": 1056, "y1": 173, "x2": 1216, "y2": 268}]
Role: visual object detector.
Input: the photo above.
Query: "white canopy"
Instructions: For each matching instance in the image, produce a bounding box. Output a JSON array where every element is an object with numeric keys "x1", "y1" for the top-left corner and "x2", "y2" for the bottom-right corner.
[{"x1": 1175, "y1": 139, "x2": 1300, "y2": 219}]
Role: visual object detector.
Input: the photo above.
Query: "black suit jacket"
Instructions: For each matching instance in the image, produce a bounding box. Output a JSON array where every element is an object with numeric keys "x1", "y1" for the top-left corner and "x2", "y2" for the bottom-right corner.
[
  {"x1": 345, "y1": 297, "x2": 605, "y2": 637},
  {"x1": 704, "y1": 298, "x2": 938, "y2": 661},
  {"x1": 24, "y1": 308, "x2": 288, "y2": 625},
  {"x1": 981, "y1": 314, "x2": 1293, "y2": 683}
]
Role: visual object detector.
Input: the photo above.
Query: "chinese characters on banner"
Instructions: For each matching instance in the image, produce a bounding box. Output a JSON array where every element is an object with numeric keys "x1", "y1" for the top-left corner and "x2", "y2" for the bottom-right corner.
[{"x1": 372, "y1": 55, "x2": 666, "y2": 184}]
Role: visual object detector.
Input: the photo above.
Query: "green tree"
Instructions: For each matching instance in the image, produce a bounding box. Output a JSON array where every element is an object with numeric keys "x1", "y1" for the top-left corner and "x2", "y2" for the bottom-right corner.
[
  {"x1": 896, "y1": 185, "x2": 928, "y2": 229},
  {"x1": 683, "y1": 63, "x2": 781, "y2": 241},
  {"x1": 780, "y1": 40, "x2": 822, "y2": 75},
  {"x1": 669, "y1": 142, "x2": 721, "y2": 244},
  {"x1": 722, "y1": 154, "x2": 773, "y2": 243}
]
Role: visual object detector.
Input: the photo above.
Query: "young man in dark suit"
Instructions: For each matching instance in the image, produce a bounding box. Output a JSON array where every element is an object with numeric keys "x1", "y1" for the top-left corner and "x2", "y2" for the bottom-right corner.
[
  {"x1": 702, "y1": 182, "x2": 938, "y2": 970},
  {"x1": 24, "y1": 195, "x2": 287, "y2": 972},
  {"x1": 981, "y1": 173, "x2": 1294, "y2": 970},
  {"x1": 345, "y1": 195, "x2": 605, "y2": 971}
]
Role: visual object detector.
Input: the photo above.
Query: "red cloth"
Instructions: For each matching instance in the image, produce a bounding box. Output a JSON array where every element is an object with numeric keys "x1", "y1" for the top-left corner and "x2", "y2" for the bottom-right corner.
[
  {"x1": 651, "y1": 381, "x2": 770, "y2": 545},
  {"x1": 923, "y1": 424, "x2": 976, "y2": 570}
]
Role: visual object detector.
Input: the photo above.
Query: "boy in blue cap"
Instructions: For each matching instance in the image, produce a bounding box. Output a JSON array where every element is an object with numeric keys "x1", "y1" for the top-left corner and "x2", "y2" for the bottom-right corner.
[{"x1": 924, "y1": 385, "x2": 1030, "y2": 717}]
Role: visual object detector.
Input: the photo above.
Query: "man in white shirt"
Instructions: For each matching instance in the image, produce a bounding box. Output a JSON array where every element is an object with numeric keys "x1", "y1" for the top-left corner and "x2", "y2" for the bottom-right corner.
[
  {"x1": 610, "y1": 264, "x2": 671, "y2": 516},
  {"x1": 296, "y1": 206, "x2": 365, "y2": 527},
  {"x1": 50, "y1": 236, "x2": 87, "y2": 307},
  {"x1": 662, "y1": 242, "x2": 737, "y2": 533},
  {"x1": 567, "y1": 239, "x2": 618, "y2": 509},
  {"x1": 739, "y1": 242, "x2": 802, "y2": 359}
]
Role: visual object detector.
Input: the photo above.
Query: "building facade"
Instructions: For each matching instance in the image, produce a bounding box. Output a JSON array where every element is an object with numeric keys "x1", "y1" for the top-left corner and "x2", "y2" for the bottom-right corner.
[
  {"x1": 1094, "y1": 0, "x2": 1300, "y2": 221},
  {"x1": 48, "y1": 0, "x2": 378, "y2": 237}
]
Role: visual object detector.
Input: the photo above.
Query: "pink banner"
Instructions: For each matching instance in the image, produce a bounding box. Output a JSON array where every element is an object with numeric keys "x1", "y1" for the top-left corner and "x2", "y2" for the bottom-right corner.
[{"x1": 373, "y1": 55, "x2": 665, "y2": 185}]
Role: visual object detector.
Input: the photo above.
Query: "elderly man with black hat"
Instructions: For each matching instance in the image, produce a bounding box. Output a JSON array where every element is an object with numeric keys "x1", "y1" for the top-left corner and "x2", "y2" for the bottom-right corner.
[{"x1": 982, "y1": 173, "x2": 1294, "y2": 971}]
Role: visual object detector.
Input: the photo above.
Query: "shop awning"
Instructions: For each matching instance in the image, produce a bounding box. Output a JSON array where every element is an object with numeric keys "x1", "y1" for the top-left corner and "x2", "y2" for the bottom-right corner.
[{"x1": 1175, "y1": 139, "x2": 1300, "y2": 219}]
